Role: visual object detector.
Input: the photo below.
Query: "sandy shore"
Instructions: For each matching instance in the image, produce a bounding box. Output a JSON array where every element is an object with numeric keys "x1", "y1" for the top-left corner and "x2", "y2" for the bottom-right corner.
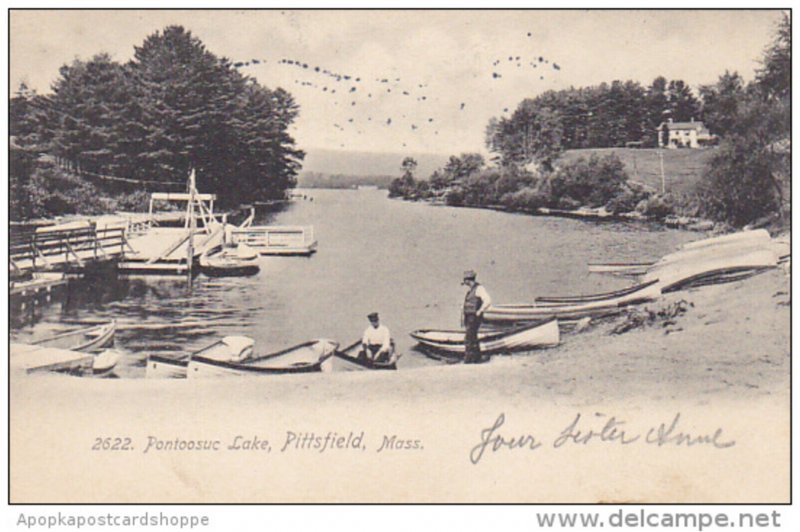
[{"x1": 9, "y1": 267, "x2": 790, "y2": 503}]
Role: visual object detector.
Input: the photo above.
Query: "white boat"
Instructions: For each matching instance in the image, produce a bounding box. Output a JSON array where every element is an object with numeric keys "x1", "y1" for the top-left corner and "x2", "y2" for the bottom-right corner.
[
  {"x1": 680, "y1": 229, "x2": 770, "y2": 251},
  {"x1": 31, "y1": 321, "x2": 116, "y2": 353},
  {"x1": 199, "y1": 243, "x2": 260, "y2": 276},
  {"x1": 410, "y1": 318, "x2": 559, "y2": 357},
  {"x1": 146, "y1": 335, "x2": 254, "y2": 379},
  {"x1": 484, "y1": 281, "x2": 662, "y2": 322},
  {"x1": 186, "y1": 338, "x2": 337, "y2": 378},
  {"x1": 644, "y1": 248, "x2": 778, "y2": 292},
  {"x1": 91, "y1": 349, "x2": 121, "y2": 377}
]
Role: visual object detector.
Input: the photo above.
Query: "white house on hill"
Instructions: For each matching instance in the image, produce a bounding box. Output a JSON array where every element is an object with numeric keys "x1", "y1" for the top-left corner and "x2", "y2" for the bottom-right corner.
[{"x1": 658, "y1": 118, "x2": 714, "y2": 149}]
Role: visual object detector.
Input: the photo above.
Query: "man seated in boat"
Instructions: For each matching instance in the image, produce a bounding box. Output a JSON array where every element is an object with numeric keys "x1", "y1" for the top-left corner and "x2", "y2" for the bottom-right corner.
[{"x1": 361, "y1": 312, "x2": 394, "y2": 363}]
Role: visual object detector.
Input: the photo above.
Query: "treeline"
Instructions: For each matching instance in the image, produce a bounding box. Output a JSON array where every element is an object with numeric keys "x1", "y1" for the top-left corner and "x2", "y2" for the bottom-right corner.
[
  {"x1": 10, "y1": 26, "x2": 304, "y2": 220},
  {"x1": 392, "y1": 14, "x2": 790, "y2": 228}
]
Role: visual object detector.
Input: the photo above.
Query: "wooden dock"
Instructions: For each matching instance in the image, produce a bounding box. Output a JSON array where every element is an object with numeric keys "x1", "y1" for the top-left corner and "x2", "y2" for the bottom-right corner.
[
  {"x1": 118, "y1": 225, "x2": 224, "y2": 274},
  {"x1": 233, "y1": 225, "x2": 317, "y2": 256},
  {"x1": 9, "y1": 272, "x2": 68, "y2": 298}
]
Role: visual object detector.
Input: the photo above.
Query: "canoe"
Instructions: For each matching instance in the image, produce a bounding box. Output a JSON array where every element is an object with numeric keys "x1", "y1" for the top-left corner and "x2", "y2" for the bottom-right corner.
[
  {"x1": 588, "y1": 262, "x2": 653, "y2": 275},
  {"x1": 410, "y1": 318, "x2": 559, "y2": 357},
  {"x1": 660, "y1": 266, "x2": 773, "y2": 293},
  {"x1": 484, "y1": 281, "x2": 661, "y2": 322},
  {"x1": 146, "y1": 335, "x2": 255, "y2": 379},
  {"x1": 332, "y1": 340, "x2": 399, "y2": 371},
  {"x1": 644, "y1": 248, "x2": 778, "y2": 292},
  {"x1": 680, "y1": 229, "x2": 770, "y2": 251},
  {"x1": 199, "y1": 244, "x2": 260, "y2": 276},
  {"x1": 187, "y1": 338, "x2": 338, "y2": 378},
  {"x1": 652, "y1": 239, "x2": 775, "y2": 270},
  {"x1": 31, "y1": 321, "x2": 116, "y2": 353},
  {"x1": 535, "y1": 280, "x2": 660, "y2": 305}
]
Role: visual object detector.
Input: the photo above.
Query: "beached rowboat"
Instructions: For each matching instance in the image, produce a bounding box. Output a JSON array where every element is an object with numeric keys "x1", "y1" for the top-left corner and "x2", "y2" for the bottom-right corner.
[
  {"x1": 535, "y1": 280, "x2": 660, "y2": 305},
  {"x1": 187, "y1": 338, "x2": 338, "y2": 378},
  {"x1": 199, "y1": 243, "x2": 260, "y2": 276},
  {"x1": 484, "y1": 280, "x2": 661, "y2": 322},
  {"x1": 643, "y1": 248, "x2": 778, "y2": 292},
  {"x1": 332, "y1": 341, "x2": 399, "y2": 371},
  {"x1": 146, "y1": 335, "x2": 255, "y2": 379},
  {"x1": 31, "y1": 321, "x2": 116, "y2": 353},
  {"x1": 410, "y1": 318, "x2": 559, "y2": 357}
]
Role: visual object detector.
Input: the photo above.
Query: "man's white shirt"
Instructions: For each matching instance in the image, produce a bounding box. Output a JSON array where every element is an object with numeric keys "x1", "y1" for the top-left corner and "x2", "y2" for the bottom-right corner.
[{"x1": 362, "y1": 324, "x2": 392, "y2": 350}]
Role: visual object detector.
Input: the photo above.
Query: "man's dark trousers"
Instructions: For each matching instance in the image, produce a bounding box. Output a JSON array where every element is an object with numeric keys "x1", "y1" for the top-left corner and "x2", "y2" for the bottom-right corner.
[{"x1": 463, "y1": 313, "x2": 482, "y2": 364}]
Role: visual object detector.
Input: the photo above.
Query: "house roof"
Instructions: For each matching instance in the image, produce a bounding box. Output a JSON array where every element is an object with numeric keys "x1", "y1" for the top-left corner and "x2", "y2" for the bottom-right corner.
[{"x1": 659, "y1": 121, "x2": 709, "y2": 132}]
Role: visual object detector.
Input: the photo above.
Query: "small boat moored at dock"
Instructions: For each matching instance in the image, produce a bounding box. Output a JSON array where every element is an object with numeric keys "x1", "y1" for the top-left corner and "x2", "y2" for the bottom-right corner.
[
  {"x1": 187, "y1": 337, "x2": 337, "y2": 377},
  {"x1": 332, "y1": 340, "x2": 399, "y2": 371},
  {"x1": 411, "y1": 318, "x2": 559, "y2": 359},
  {"x1": 199, "y1": 243, "x2": 260, "y2": 276}
]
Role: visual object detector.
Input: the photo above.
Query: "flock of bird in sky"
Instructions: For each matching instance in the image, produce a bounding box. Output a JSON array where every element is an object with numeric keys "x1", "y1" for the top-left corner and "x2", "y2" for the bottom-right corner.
[{"x1": 233, "y1": 31, "x2": 561, "y2": 149}]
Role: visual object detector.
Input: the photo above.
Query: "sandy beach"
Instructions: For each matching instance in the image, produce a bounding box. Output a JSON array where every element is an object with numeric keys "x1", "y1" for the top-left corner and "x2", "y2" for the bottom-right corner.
[{"x1": 10, "y1": 265, "x2": 790, "y2": 503}]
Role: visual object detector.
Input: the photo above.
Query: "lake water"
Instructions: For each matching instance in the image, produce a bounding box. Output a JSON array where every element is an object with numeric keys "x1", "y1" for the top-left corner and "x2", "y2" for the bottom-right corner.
[{"x1": 11, "y1": 189, "x2": 700, "y2": 376}]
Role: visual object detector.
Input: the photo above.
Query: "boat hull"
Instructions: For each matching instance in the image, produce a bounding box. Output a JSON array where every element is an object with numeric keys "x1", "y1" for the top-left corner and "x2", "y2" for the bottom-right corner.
[
  {"x1": 146, "y1": 354, "x2": 189, "y2": 379},
  {"x1": 32, "y1": 321, "x2": 116, "y2": 353},
  {"x1": 187, "y1": 339, "x2": 337, "y2": 378},
  {"x1": 411, "y1": 318, "x2": 559, "y2": 357},
  {"x1": 485, "y1": 280, "x2": 661, "y2": 322}
]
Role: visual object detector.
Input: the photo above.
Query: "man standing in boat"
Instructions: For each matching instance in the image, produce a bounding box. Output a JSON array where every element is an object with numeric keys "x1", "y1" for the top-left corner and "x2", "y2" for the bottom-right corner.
[
  {"x1": 462, "y1": 270, "x2": 492, "y2": 364},
  {"x1": 361, "y1": 312, "x2": 393, "y2": 362}
]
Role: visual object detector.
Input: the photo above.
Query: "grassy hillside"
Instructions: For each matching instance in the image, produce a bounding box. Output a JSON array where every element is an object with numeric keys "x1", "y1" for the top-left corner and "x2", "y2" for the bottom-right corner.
[{"x1": 560, "y1": 147, "x2": 716, "y2": 196}]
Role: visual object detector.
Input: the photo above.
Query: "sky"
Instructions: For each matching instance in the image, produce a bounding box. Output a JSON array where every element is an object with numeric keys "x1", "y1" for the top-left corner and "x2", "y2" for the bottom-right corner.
[{"x1": 10, "y1": 9, "x2": 784, "y2": 155}]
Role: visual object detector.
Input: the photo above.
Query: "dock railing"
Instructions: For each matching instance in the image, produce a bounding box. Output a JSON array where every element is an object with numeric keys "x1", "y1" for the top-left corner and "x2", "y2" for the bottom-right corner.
[{"x1": 9, "y1": 224, "x2": 128, "y2": 272}]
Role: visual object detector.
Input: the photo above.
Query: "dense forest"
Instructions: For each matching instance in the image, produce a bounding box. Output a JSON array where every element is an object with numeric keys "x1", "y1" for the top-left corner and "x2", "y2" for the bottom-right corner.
[
  {"x1": 10, "y1": 26, "x2": 304, "y2": 220},
  {"x1": 392, "y1": 14, "x2": 790, "y2": 229}
]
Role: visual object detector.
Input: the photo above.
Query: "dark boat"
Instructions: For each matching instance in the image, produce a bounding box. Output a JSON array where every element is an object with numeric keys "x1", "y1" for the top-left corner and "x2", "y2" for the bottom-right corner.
[
  {"x1": 332, "y1": 340, "x2": 399, "y2": 371},
  {"x1": 411, "y1": 318, "x2": 559, "y2": 359}
]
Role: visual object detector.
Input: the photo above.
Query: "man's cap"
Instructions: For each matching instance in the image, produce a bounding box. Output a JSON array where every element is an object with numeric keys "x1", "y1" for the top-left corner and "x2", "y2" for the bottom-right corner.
[
  {"x1": 367, "y1": 312, "x2": 379, "y2": 321},
  {"x1": 463, "y1": 270, "x2": 477, "y2": 280}
]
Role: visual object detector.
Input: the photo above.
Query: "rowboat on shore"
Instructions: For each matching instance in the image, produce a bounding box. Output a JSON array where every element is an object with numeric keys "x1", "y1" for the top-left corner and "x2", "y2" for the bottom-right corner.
[
  {"x1": 680, "y1": 229, "x2": 770, "y2": 251},
  {"x1": 31, "y1": 321, "x2": 116, "y2": 353},
  {"x1": 587, "y1": 262, "x2": 653, "y2": 276},
  {"x1": 187, "y1": 338, "x2": 338, "y2": 378},
  {"x1": 535, "y1": 280, "x2": 660, "y2": 305},
  {"x1": 411, "y1": 318, "x2": 559, "y2": 359},
  {"x1": 11, "y1": 342, "x2": 120, "y2": 377},
  {"x1": 199, "y1": 243, "x2": 260, "y2": 276},
  {"x1": 332, "y1": 340, "x2": 399, "y2": 371},
  {"x1": 484, "y1": 280, "x2": 662, "y2": 322},
  {"x1": 146, "y1": 335, "x2": 255, "y2": 378},
  {"x1": 644, "y1": 248, "x2": 778, "y2": 292}
]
